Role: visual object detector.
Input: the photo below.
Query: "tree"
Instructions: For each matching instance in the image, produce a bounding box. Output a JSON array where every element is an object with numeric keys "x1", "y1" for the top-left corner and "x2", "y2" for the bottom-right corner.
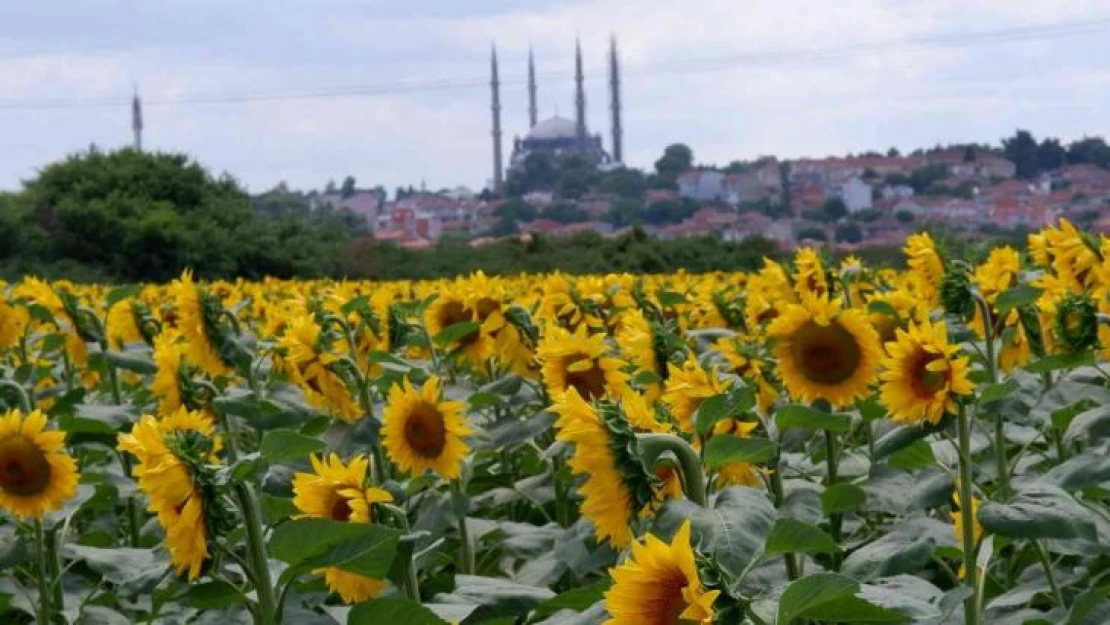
[
  {"x1": 895, "y1": 210, "x2": 915, "y2": 223},
  {"x1": 796, "y1": 226, "x2": 828, "y2": 242},
  {"x1": 1067, "y1": 137, "x2": 1110, "y2": 168},
  {"x1": 835, "y1": 222, "x2": 863, "y2": 244},
  {"x1": 325, "y1": 178, "x2": 338, "y2": 194},
  {"x1": 340, "y1": 176, "x2": 356, "y2": 198},
  {"x1": 963, "y1": 145, "x2": 976, "y2": 162},
  {"x1": 1002, "y1": 130, "x2": 1040, "y2": 179},
  {"x1": 654, "y1": 144, "x2": 694, "y2": 181},
  {"x1": 599, "y1": 168, "x2": 647, "y2": 200},
  {"x1": 822, "y1": 197, "x2": 848, "y2": 222},
  {"x1": 1037, "y1": 138, "x2": 1067, "y2": 173},
  {"x1": 603, "y1": 199, "x2": 643, "y2": 227},
  {"x1": 541, "y1": 202, "x2": 589, "y2": 224},
  {"x1": 887, "y1": 147, "x2": 901, "y2": 157},
  {"x1": 494, "y1": 198, "x2": 537, "y2": 223}
]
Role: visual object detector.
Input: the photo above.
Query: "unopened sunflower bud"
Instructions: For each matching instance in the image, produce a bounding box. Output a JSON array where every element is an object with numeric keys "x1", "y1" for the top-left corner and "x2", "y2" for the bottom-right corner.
[{"x1": 1055, "y1": 292, "x2": 1099, "y2": 353}]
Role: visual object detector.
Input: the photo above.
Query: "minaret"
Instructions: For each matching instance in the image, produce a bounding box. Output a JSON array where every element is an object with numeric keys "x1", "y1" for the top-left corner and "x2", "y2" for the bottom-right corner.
[
  {"x1": 490, "y1": 45, "x2": 504, "y2": 194},
  {"x1": 609, "y1": 35, "x2": 623, "y2": 163},
  {"x1": 574, "y1": 38, "x2": 586, "y2": 141},
  {"x1": 527, "y1": 47, "x2": 538, "y2": 128},
  {"x1": 131, "y1": 87, "x2": 143, "y2": 152}
]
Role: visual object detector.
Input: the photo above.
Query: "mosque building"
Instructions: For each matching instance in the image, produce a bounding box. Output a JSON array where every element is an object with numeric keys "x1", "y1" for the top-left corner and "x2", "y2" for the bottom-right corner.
[{"x1": 489, "y1": 37, "x2": 624, "y2": 193}]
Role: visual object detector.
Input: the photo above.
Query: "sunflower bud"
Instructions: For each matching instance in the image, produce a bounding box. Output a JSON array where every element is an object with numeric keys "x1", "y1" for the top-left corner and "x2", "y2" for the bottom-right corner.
[
  {"x1": 1055, "y1": 292, "x2": 1099, "y2": 353},
  {"x1": 940, "y1": 268, "x2": 975, "y2": 321}
]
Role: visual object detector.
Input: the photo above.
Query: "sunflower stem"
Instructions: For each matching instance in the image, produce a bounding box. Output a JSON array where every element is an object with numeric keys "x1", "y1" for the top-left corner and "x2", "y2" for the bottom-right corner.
[
  {"x1": 453, "y1": 481, "x2": 475, "y2": 575},
  {"x1": 824, "y1": 429, "x2": 843, "y2": 570},
  {"x1": 767, "y1": 463, "x2": 799, "y2": 581},
  {"x1": 34, "y1": 521, "x2": 52, "y2": 625},
  {"x1": 957, "y1": 403, "x2": 980, "y2": 625},
  {"x1": 102, "y1": 340, "x2": 144, "y2": 547},
  {"x1": 1031, "y1": 539, "x2": 1065, "y2": 609},
  {"x1": 0, "y1": 380, "x2": 31, "y2": 412},
  {"x1": 234, "y1": 482, "x2": 277, "y2": 625},
  {"x1": 636, "y1": 433, "x2": 708, "y2": 507},
  {"x1": 973, "y1": 296, "x2": 1009, "y2": 501},
  {"x1": 46, "y1": 526, "x2": 63, "y2": 615}
]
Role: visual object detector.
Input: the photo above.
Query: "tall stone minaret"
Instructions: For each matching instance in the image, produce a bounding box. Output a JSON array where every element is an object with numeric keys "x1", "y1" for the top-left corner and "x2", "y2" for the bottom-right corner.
[
  {"x1": 131, "y1": 87, "x2": 143, "y2": 152},
  {"x1": 490, "y1": 45, "x2": 504, "y2": 194},
  {"x1": 609, "y1": 36, "x2": 623, "y2": 163},
  {"x1": 527, "y1": 47, "x2": 538, "y2": 128},
  {"x1": 574, "y1": 39, "x2": 586, "y2": 141}
]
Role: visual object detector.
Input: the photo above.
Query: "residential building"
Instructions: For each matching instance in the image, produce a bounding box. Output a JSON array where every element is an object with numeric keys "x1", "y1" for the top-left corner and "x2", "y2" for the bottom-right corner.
[
  {"x1": 829, "y1": 177, "x2": 873, "y2": 213},
  {"x1": 677, "y1": 170, "x2": 726, "y2": 202}
]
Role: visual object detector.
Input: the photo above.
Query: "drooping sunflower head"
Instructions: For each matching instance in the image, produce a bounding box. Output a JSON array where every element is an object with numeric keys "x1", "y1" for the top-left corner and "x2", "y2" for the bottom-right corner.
[
  {"x1": 382, "y1": 376, "x2": 472, "y2": 480},
  {"x1": 536, "y1": 325, "x2": 630, "y2": 402},
  {"x1": 1046, "y1": 219, "x2": 1101, "y2": 288},
  {"x1": 553, "y1": 388, "x2": 653, "y2": 548},
  {"x1": 603, "y1": 520, "x2": 720, "y2": 625},
  {"x1": 106, "y1": 299, "x2": 144, "y2": 350},
  {"x1": 768, "y1": 296, "x2": 882, "y2": 408},
  {"x1": 152, "y1": 331, "x2": 190, "y2": 414},
  {"x1": 0, "y1": 409, "x2": 78, "y2": 521},
  {"x1": 712, "y1": 338, "x2": 778, "y2": 414},
  {"x1": 879, "y1": 320, "x2": 974, "y2": 426},
  {"x1": 171, "y1": 270, "x2": 233, "y2": 377}
]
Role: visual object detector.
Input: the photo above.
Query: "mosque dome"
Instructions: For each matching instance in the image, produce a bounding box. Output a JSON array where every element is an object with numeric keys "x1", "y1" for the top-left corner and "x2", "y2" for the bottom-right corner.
[{"x1": 526, "y1": 115, "x2": 578, "y2": 140}]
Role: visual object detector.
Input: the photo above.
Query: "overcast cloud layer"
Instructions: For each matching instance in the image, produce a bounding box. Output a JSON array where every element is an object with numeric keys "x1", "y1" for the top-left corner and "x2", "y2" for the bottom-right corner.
[{"x1": 1, "y1": 1, "x2": 1109, "y2": 193}]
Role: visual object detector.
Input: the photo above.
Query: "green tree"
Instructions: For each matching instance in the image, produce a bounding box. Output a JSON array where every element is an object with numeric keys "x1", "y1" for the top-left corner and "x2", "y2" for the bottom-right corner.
[
  {"x1": 599, "y1": 168, "x2": 647, "y2": 200},
  {"x1": 822, "y1": 197, "x2": 848, "y2": 222},
  {"x1": 340, "y1": 175, "x2": 356, "y2": 198},
  {"x1": 604, "y1": 198, "x2": 644, "y2": 226},
  {"x1": 1002, "y1": 130, "x2": 1040, "y2": 179},
  {"x1": 1067, "y1": 137, "x2": 1110, "y2": 167},
  {"x1": 834, "y1": 222, "x2": 863, "y2": 244},
  {"x1": 654, "y1": 144, "x2": 694, "y2": 183},
  {"x1": 1037, "y1": 138, "x2": 1067, "y2": 173}
]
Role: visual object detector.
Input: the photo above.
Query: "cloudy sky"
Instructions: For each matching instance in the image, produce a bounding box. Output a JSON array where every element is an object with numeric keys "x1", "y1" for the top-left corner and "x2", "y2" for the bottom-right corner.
[{"x1": 2, "y1": 1, "x2": 1109, "y2": 194}]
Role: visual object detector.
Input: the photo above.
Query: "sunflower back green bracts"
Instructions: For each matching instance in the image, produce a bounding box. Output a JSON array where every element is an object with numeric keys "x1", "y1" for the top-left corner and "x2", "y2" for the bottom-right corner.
[
  {"x1": 1055, "y1": 292, "x2": 1099, "y2": 353},
  {"x1": 596, "y1": 400, "x2": 656, "y2": 515}
]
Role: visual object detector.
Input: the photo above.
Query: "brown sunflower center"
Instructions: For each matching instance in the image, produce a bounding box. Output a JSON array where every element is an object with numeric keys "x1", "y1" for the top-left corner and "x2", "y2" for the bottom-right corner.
[
  {"x1": 475, "y1": 298, "x2": 499, "y2": 321},
  {"x1": 437, "y1": 301, "x2": 479, "y2": 346},
  {"x1": 563, "y1": 354, "x2": 607, "y2": 400},
  {"x1": 404, "y1": 402, "x2": 448, "y2": 459},
  {"x1": 0, "y1": 435, "x2": 52, "y2": 497},
  {"x1": 651, "y1": 569, "x2": 693, "y2": 625},
  {"x1": 330, "y1": 495, "x2": 353, "y2": 521},
  {"x1": 790, "y1": 320, "x2": 862, "y2": 385},
  {"x1": 909, "y1": 352, "x2": 948, "y2": 398}
]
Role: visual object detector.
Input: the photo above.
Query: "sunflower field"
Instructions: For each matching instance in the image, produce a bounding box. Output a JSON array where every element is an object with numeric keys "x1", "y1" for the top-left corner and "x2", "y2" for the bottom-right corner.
[{"x1": 1, "y1": 220, "x2": 1110, "y2": 624}]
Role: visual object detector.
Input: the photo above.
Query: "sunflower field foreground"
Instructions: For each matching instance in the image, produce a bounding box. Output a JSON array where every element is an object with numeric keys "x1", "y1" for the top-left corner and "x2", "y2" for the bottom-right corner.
[{"x1": 2, "y1": 222, "x2": 1110, "y2": 624}]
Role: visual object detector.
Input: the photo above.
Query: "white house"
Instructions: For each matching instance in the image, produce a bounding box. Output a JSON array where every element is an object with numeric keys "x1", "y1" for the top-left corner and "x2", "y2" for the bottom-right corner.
[
  {"x1": 830, "y1": 177, "x2": 873, "y2": 213},
  {"x1": 677, "y1": 170, "x2": 726, "y2": 202}
]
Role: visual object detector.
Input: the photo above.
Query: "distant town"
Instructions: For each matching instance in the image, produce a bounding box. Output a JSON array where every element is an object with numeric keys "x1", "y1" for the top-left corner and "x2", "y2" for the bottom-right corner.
[{"x1": 306, "y1": 133, "x2": 1110, "y2": 253}]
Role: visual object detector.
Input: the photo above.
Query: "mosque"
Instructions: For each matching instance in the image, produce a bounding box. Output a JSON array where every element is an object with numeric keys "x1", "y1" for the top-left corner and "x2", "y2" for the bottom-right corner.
[{"x1": 489, "y1": 38, "x2": 624, "y2": 193}]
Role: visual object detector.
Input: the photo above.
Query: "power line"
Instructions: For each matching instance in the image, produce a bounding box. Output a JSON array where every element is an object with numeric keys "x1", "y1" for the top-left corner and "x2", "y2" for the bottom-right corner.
[{"x1": 0, "y1": 16, "x2": 1107, "y2": 112}]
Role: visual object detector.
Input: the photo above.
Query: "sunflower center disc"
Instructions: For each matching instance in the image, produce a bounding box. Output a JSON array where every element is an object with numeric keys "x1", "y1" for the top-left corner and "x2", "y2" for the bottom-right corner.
[
  {"x1": 910, "y1": 353, "x2": 948, "y2": 397},
  {"x1": 330, "y1": 496, "x2": 353, "y2": 522},
  {"x1": 0, "y1": 435, "x2": 52, "y2": 497},
  {"x1": 405, "y1": 403, "x2": 448, "y2": 459},
  {"x1": 792, "y1": 320, "x2": 862, "y2": 385},
  {"x1": 564, "y1": 355, "x2": 607, "y2": 400}
]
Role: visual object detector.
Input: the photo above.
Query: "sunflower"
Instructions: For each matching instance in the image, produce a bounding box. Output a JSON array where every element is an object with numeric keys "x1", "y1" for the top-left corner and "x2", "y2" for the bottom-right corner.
[
  {"x1": 614, "y1": 309, "x2": 662, "y2": 399},
  {"x1": 879, "y1": 320, "x2": 973, "y2": 426},
  {"x1": 661, "y1": 359, "x2": 726, "y2": 434},
  {"x1": 382, "y1": 376, "x2": 472, "y2": 480},
  {"x1": 0, "y1": 296, "x2": 29, "y2": 353},
  {"x1": 792, "y1": 247, "x2": 828, "y2": 301},
  {"x1": 277, "y1": 315, "x2": 361, "y2": 422},
  {"x1": 553, "y1": 388, "x2": 645, "y2": 548},
  {"x1": 152, "y1": 331, "x2": 189, "y2": 414},
  {"x1": 106, "y1": 299, "x2": 144, "y2": 350},
  {"x1": 713, "y1": 338, "x2": 778, "y2": 414},
  {"x1": 904, "y1": 232, "x2": 945, "y2": 303},
  {"x1": 603, "y1": 520, "x2": 719, "y2": 625},
  {"x1": 0, "y1": 409, "x2": 78, "y2": 520},
  {"x1": 768, "y1": 296, "x2": 882, "y2": 408},
  {"x1": 425, "y1": 288, "x2": 494, "y2": 367},
  {"x1": 292, "y1": 453, "x2": 394, "y2": 603},
  {"x1": 117, "y1": 407, "x2": 221, "y2": 580},
  {"x1": 536, "y1": 325, "x2": 629, "y2": 402},
  {"x1": 708, "y1": 419, "x2": 762, "y2": 489},
  {"x1": 171, "y1": 270, "x2": 232, "y2": 377}
]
